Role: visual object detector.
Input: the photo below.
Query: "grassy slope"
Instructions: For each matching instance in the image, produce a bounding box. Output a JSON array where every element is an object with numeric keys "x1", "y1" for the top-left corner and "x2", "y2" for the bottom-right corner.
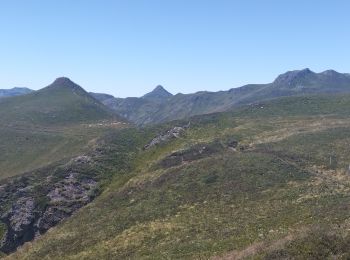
[
  {"x1": 0, "y1": 83, "x2": 114, "y2": 127},
  {"x1": 0, "y1": 80, "x2": 122, "y2": 180},
  {"x1": 8, "y1": 93, "x2": 350, "y2": 259},
  {"x1": 0, "y1": 125, "x2": 123, "y2": 180}
]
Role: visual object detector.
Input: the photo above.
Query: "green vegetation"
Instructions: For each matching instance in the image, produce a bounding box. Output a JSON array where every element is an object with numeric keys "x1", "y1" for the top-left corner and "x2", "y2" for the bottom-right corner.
[
  {"x1": 0, "y1": 78, "x2": 124, "y2": 180},
  {"x1": 263, "y1": 227, "x2": 350, "y2": 259},
  {"x1": 0, "y1": 78, "x2": 115, "y2": 127},
  {"x1": 0, "y1": 125, "x2": 118, "y2": 179},
  {"x1": 7, "y1": 92, "x2": 350, "y2": 259}
]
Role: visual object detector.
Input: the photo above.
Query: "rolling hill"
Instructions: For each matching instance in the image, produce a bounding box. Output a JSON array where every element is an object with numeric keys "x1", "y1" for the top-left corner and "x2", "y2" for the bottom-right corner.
[
  {"x1": 93, "y1": 68, "x2": 350, "y2": 125},
  {"x1": 0, "y1": 77, "x2": 119, "y2": 127},
  {"x1": 7, "y1": 92, "x2": 350, "y2": 259}
]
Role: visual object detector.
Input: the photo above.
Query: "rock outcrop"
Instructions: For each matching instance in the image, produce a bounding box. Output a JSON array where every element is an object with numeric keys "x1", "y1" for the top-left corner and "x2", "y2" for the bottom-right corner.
[
  {"x1": 0, "y1": 155, "x2": 98, "y2": 254},
  {"x1": 144, "y1": 123, "x2": 190, "y2": 150},
  {"x1": 158, "y1": 140, "x2": 237, "y2": 169}
]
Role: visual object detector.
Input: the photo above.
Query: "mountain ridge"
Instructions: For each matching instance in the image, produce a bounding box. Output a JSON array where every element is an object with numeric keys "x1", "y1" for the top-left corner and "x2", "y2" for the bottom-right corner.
[
  {"x1": 3, "y1": 68, "x2": 350, "y2": 126},
  {"x1": 93, "y1": 68, "x2": 350, "y2": 125}
]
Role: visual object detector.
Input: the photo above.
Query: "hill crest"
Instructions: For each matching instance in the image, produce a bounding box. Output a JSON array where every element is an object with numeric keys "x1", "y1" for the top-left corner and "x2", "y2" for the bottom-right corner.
[{"x1": 142, "y1": 85, "x2": 173, "y2": 100}]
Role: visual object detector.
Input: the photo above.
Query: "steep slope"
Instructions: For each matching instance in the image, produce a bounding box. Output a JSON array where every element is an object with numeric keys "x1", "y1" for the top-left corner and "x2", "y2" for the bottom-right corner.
[
  {"x1": 0, "y1": 77, "x2": 124, "y2": 180},
  {"x1": 96, "y1": 69, "x2": 350, "y2": 125},
  {"x1": 0, "y1": 125, "x2": 134, "y2": 254},
  {"x1": 9, "y1": 93, "x2": 350, "y2": 259},
  {"x1": 0, "y1": 88, "x2": 33, "y2": 98}
]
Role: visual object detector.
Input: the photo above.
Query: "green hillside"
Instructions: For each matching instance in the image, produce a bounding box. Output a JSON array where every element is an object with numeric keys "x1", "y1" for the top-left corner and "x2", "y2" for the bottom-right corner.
[
  {"x1": 0, "y1": 77, "x2": 123, "y2": 180},
  {"x1": 8, "y1": 93, "x2": 350, "y2": 259},
  {"x1": 0, "y1": 77, "x2": 117, "y2": 127}
]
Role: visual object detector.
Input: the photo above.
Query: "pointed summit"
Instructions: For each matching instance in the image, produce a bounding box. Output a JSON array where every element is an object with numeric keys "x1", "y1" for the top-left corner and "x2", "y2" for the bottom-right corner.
[
  {"x1": 49, "y1": 77, "x2": 82, "y2": 90},
  {"x1": 142, "y1": 85, "x2": 173, "y2": 101},
  {"x1": 0, "y1": 76, "x2": 120, "y2": 126},
  {"x1": 43, "y1": 77, "x2": 92, "y2": 98}
]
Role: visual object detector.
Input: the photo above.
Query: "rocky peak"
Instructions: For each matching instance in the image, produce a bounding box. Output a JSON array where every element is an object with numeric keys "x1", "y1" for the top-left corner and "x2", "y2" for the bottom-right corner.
[
  {"x1": 142, "y1": 85, "x2": 173, "y2": 100},
  {"x1": 273, "y1": 68, "x2": 316, "y2": 86},
  {"x1": 49, "y1": 77, "x2": 82, "y2": 90}
]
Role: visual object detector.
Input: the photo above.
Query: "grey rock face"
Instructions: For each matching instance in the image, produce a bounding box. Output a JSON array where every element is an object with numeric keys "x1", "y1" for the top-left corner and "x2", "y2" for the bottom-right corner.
[
  {"x1": 36, "y1": 172, "x2": 96, "y2": 234},
  {"x1": 72, "y1": 155, "x2": 92, "y2": 164},
  {"x1": 1, "y1": 197, "x2": 36, "y2": 253},
  {"x1": 7, "y1": 198, "x2": 35, "y2": 232},
  {"x1": 0, "y1": 155, "x2": 98, "y2": 254}
]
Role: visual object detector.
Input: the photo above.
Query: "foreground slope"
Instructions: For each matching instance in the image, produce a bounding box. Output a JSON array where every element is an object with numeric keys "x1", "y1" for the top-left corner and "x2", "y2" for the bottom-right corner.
[
  {"x1": 94, "y1": 69, "x2": 350, "y2": 125},
  {"x1": 10, "y1": 93, "x2": 350, "y2": 259},
  {"x1": 0, "y1": 78, "x2": 127, "y2": 254},
  {"x1": 0, "y1": 77, "x2": 122, "y2": 179}
]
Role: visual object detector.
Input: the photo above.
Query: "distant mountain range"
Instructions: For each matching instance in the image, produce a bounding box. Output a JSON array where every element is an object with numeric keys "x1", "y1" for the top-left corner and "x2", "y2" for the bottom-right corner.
[
  {"x1": 92, "y1": 68, "x2": 350, "y2": 125},
  {"x1": 0, "y1": 87, "x2": 33, "y2": 98},
  {"x1": 2, "y1": 68, "x2": 350, "y2": 125}
]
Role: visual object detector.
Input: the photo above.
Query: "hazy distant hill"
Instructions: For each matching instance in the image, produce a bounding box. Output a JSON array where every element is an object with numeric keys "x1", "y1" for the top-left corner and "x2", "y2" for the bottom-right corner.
[
  {"x1": 0, "y1": 87, "x2": 33, "y2": 98},
  {"x1": 92, "y1": 69, "x2": 350, "y2": 125}
]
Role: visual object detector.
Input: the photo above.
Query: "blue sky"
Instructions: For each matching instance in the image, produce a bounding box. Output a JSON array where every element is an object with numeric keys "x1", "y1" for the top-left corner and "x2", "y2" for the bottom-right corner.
[{"x1": 0, "y1": 0, "x2": 349, "y2": 97}]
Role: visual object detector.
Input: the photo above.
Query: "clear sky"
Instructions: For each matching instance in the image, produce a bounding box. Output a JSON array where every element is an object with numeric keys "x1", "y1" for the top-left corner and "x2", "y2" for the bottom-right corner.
[{"x1": 1, "y1": 0, "x2": 349, "y2": 97}]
